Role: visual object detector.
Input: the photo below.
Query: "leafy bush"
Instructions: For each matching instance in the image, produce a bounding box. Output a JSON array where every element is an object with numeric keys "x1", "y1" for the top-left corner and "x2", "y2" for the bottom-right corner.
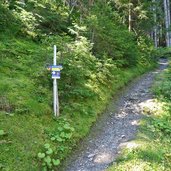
[
  {"x1": 152, "y1": 118, "x2": 171, "y2": 135},
  {"x1": 0, "y1": 4, "x2": 20, "y2": 33},
  {"x1": 154, "y1": 68, "x2": 171, "y2": 101},
  {"x1": 38, "y1": 143, "x2": 60, "y2": 170}
]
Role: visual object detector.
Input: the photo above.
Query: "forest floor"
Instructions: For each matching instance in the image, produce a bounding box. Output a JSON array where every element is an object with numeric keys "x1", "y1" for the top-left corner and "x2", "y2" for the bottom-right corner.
[{"x1": 61, "y1": 58, "x2": 168, "y2": 171}]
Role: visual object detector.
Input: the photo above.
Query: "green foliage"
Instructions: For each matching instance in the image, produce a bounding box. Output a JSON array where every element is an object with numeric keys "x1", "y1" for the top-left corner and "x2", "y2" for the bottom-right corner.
[
  {"x1": 153, "y1": 67, "x2": 171, "y2": 101},
  {"x1": 137, "y1": 36, "x2": 155, "y2": 67},
  {"x1": 49, "y1": 119, "x2": 75, "y2": 143},
  {"x1": 38, "y1": 152, "x2": 46, "y2": 159},
  {"x1": 84, "y1": 3, "x2": 140, "y2": 66},
  {"x1": 38, "y1": 143, "x2": 60, "y2": 170},
  {"x1": 0, "y1": 4, "x2": 20, "y2": 34},
  {"x1": 36, "y1": 118, "x2": 74, "y2": 170},
  {"x1": 153, "y1": 47, "x2": 171, "y2": 58},
  {"x1": 152, "y1": 118, "x2": 171, "y2": 135},
  {"x1": 0, "y1": 130, "x2": 5, "y2": 136},
  {"x1": 13, "y1": 6, "x2": 38, "y2": 37}
]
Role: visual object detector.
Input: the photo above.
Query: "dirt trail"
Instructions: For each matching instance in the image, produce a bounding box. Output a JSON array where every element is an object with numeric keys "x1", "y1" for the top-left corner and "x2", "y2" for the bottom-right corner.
[{"x1": 62, "y1": 59, "x2": 168, "y2": 171}]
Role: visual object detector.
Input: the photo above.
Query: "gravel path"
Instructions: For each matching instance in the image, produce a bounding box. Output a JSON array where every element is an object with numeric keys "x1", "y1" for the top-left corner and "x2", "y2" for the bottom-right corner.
[{"x1": 62, "y1": 59, "x2": 168, "y2": 171}]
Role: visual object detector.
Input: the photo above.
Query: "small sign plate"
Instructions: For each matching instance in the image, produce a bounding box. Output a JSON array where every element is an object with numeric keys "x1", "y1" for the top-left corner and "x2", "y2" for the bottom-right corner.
[
  {"x1": 48, "y1": 65, "x2": 63, "y2": 71},
  {"x1": 52, "y1": 71, "x2": 60, "y2": 79}
]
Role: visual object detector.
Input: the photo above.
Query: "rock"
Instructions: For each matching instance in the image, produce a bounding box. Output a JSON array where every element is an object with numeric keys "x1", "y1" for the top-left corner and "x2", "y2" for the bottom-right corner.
[
  {"x1": 121, "y1": 135, "x2": 125, "y2": 138},
  {"x1": 88, "y1": 157, "x2": 93, "y2": 161},
  {"x1": 129, "y1": 96, "x2": 138, "y2": 101},
  {"x1": 88, "y1": 154, "x2": 95, "y2": 158}
]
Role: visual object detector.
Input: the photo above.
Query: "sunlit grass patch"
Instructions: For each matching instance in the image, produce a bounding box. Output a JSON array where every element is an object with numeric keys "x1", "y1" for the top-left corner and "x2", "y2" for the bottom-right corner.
[
  {"x1": 0, "y1": 112, "x2": 47, "y2": 171},
  {"x1": 108, "y1": 159, "x2": 166, "y2": 171},
  {"x1": 108, "y1": 122, "x2": 170, "y2": 171},
  {"x1": 139, "y1": 98, "x2": 165, "y2": 116}
]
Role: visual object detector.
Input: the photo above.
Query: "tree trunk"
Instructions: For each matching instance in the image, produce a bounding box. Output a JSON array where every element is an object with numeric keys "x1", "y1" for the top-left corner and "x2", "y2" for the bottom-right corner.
[
  {"x1": 88, "y1": 0, "x2": 94, "y2": 7},
  {"x1": 153, "y1": 0, "x2": 158, "y2": 48},
  {"x1": 152, "y1": 0, "x2": 158, "y2": 48},
  {"x1": 128, "y1": 1, "x2": 132, "y2": 32},
  {"x1": 166, "y1": 0, "x2": 171, "y2": 46},
  {"x1": 164, "y1": 0, "x2": 170, "y2": 47}
]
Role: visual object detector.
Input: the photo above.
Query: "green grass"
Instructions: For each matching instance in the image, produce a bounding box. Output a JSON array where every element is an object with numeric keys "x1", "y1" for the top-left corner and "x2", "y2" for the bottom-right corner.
[
  {"x1": 107, "y1": 59, "x2": 171, "y2": 171},
  {"x1": 0, "y1": 113, "x2": 47, "y2": 170},
  {"x1": 0, "y1": 33, "x2": 156, "y2": 170},
  {"x1": 0, "y1": 35, "x2": 52, "y2": 115}
]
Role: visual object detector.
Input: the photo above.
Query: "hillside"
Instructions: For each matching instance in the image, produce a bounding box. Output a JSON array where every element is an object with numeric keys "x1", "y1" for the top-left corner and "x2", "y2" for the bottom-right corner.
[{"x1": 0, "y1": 1, "x2": 163, "y2": 170}]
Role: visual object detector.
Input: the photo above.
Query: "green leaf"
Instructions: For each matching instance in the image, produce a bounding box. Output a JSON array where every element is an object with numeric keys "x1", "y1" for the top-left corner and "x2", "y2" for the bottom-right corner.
[
  {"x1": 0, "y1": 163, "x2": 4, "y2": 169},
  {"x1": 52, "y1": 159, "x2": 60, "y2": 166},
  {"x1": 42, "y1": 166, "x2": 47, "y2": 171},
  {"x1": 44, "y1": 156, "x2": 51, "y2": 164},
  {"x1": 58, "y1": 145, "x2": 65, "y2": 152},
  {"x1": 44, "y1": 143, "x2": 50, "y2": 149},
  {"x1": 56, "y1": 137, "x2": 63, "y2": 142},
  {"x1": 46, "y1": 148, "x2": 53, "y2": 155},
  {"x1": 0, "y1": 130, "x2": 5, "y2": 136},
  {"x1": 37, "y1": 152, "x2": 45, "y2": 159},
  {"x1": 51, "y1": 137, "x2": 56, "y2": 141},
  {"x1": 60, "y1": 132, "x2": 65, "y2": 138},
  {"x1": 58, "y1": 126, "x2": 63, "y2": 131},
  {"x1": 47, "y1": 162, "x2": 52, "y2": 168},
  {"x1": 63, "y1": 124, "x2": 70, "y2": 130},
  {"x1": 65, "y1": 133, "x2": 72, "y2": 139},
  {"x1": 70, "y1": 127, "x2": 75, "y2": 132}
]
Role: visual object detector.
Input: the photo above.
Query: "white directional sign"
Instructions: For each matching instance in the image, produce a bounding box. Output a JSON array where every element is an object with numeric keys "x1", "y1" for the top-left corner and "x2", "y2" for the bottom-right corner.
[{"x1": 52, "y1": 71, "x2": 60, "y2": 79}]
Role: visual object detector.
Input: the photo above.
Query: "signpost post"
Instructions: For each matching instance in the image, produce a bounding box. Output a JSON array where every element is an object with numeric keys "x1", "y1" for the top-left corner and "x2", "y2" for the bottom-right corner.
[
  {"x1": 47, "y1": 45, "x2": 63, "y2": 117},
  {"x1": 53, "y1": 45, "x2": 59, "y2": 117}
]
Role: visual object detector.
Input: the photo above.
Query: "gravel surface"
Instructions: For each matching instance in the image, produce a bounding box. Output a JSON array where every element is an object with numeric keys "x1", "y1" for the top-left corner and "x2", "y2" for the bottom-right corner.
[{"x1": 62, "y1": 59, "x2": 168, "y2": 171}]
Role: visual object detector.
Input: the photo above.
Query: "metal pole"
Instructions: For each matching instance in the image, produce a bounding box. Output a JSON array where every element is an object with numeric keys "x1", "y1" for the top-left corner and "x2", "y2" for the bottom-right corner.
[
  {"x1": 53, "y1": 78, "x2": 57, "y2": 117},
  {"x1": 53, "y1": 45, "x2": 59, "y2": 117}
]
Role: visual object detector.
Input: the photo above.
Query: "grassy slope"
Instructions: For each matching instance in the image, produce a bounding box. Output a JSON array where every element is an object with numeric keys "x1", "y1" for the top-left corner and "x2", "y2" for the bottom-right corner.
[
  {"x1": 0, "y1": 33, "x2": 156, "y2": 170},
  {"x1": 0, "y1": 35, "x2": 52, "y2": 170},
  {"x1": 107, "y1": 59, "x2": 171, "y2": 171}
]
